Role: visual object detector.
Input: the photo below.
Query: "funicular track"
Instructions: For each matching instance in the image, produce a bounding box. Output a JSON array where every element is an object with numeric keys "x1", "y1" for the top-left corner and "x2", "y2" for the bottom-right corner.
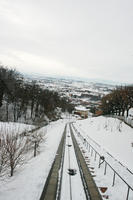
[
  {"x1": 39, "y1": 123, "x2": 102, "y2": 200},
  {"x1": 69, "y1": 123, "x2": 102, "y2": 200},
  {"x1": 39, "y1": 124, "x2": 67, "y2": 200}
]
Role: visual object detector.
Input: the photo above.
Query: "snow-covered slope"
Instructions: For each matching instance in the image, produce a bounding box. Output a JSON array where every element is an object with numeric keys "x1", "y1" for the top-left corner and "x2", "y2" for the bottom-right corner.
[
  {"x1": 75, "y1": 116, "x2": 133, "y2": 172},
  {"x1": 0, "y1": 116, "x2": 133, "y2": 200},
  {"x1": 0, "y1": 121, "x2": 35, "y2": 135},
  {"x1": 73, "y1": 116, "x2": 133, "y2": 199},
  {"x1": 0, "y1": 120, "x2": 66, "y2": 200}
]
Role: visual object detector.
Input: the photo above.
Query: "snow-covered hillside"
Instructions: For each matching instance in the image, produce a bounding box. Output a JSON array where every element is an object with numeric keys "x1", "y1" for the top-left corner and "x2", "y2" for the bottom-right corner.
[
  {"x1": 73, "y1": 116, "x2": 133, "y2": 199},
  {"x1": 0, "y1": 122, "x2": 35, "y2": 136},
  {"x1": 0, "y1": 116, "x2": 132, "y2": 200},
  {"x1": 75, "y1": 116, "x2": 133, "y2": 172},
  {"x1": 0, "y1": 120, "x2": 67, "y2": 200}
]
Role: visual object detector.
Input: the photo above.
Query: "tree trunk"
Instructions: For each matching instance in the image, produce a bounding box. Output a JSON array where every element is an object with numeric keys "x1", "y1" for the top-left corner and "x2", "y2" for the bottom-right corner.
[
  {"x1": 127, "y1": 109, "x2": 129, "y2": 117},
  {"x1": 122, "y1": 109, "x2": 125, "y2": 116},
  {"x1": 35, "y1": 102, "x2": 39, "y2": 118},
  {"x1": 31, "y1": 100, "x2": 34, "y2": 119},
  {"x1": 34, "y1": 141, "x2": 37, "y2": 157},
  {"x1": 6, "y1": 101, "x2": 9, "y2": 121},
  {"x1": 24, "y1": 111, "x2": 27, "y2": 121},
  {"x1": 10, "y1": 166, "x2": 14, "y2": 177},
  {"x1": 13, "y1": 102, "x2": 17, "y2": 122}
]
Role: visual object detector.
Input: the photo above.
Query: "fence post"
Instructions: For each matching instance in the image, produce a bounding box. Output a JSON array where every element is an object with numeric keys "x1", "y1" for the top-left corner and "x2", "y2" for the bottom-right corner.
[
  {"x1": 126, "y1": 186, "x2": 130, "y2": 200},
  {"x1": 94, "y1": 152, "x2": 97, "y2": 161},
  {"x1": 112, "y1": 172, "x2": 116, "y2": 186},
  {"x1": 98, "y1": 157, "x2": 101, "y2": 168},
  {"x1": 104, "y1": 162, "x2": 107, "y2": 175}
]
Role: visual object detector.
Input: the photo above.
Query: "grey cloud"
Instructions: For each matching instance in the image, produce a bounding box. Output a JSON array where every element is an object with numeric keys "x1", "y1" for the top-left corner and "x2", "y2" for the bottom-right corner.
[{"x1": 0, "y1": 0, "x2": 133, "y2": 83}]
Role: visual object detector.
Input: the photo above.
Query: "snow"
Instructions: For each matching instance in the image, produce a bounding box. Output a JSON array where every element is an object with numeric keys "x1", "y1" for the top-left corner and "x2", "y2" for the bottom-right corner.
[
  {"x1": 75, "y1": 105, "x2": 89, "y2": 111},
  {"x1": 60, "y1": 125, "x2": 86, "y2": 200},
  {"x1": 0, "y1": 122, "x2": 35, "y2": 135},
  {"x1": 0, "y1": 115, "x2": 133, "y2": 200},
  {"x1": 73, "y1": 116, "x2": 133, "y2": 200},
  {"x1": 0, "y1": 119, "x2": 67, "y2": 200},
  {"x1": 129, "y1": 108, "x2": 133, "y2": 117},
  {"x1": 75, "y1": 116, "x2": 133, "y2": 172}
]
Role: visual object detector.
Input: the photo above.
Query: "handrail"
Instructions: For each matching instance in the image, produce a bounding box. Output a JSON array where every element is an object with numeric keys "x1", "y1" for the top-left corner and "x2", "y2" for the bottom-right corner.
[{"x1": 72, "y1": 123, "x2": 133, "y2": 200}]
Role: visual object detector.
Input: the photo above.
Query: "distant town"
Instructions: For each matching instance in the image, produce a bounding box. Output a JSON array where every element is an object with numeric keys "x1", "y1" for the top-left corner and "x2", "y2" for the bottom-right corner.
[{"x1": 24, "y1": 74, "x2": 115, "y2": 117}]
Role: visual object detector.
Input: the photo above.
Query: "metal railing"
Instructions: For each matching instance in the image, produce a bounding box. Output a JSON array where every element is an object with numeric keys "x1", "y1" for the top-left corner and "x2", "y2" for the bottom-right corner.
[
  {"x1": 72, "y1": 124, "x2": 133, "y2": 200},
  {"x1": 106, "y1": 114, "x2": 133, "y2": 128}
]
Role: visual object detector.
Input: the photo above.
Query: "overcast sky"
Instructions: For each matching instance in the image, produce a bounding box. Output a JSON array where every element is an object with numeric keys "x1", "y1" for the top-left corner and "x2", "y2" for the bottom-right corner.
[{"x1": 0, "y1": 0, "x2": 133, "y2": 83}]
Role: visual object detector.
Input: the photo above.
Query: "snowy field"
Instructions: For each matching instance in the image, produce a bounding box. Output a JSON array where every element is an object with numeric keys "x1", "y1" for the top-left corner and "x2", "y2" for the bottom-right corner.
[
  {"x1": 75, "y1": 116, "x2": 133, "y2": 172},
  {"x1": 73, "y1": 116, "x2": 133, "y2": 199},
  {"x1": 0, "y1": 116, "x2": 133, "y2": 200},
  {"x1": 0, "y1": 121, "x2": 35, "y2": 136},
  {"x1": 0, "y1": 119, "x2": 67, "y2": 200}
]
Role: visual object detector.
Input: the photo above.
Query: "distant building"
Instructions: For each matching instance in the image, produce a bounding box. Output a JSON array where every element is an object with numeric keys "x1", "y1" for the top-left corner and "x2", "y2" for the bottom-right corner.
[
  {"x1": 95, "y1": 109, "x2": 103, "y2": 116},
  {"x1": 74, "y1": 105, "x2": 89, "y2": 118}
]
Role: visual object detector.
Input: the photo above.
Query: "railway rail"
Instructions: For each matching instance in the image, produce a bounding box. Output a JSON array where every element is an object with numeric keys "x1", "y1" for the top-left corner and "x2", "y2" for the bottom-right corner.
[{"x1": 40, "y1": 123, "x2": 102, "y2": 200}]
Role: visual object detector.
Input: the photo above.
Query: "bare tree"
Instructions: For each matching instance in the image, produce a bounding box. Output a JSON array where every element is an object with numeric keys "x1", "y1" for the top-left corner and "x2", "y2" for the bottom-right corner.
[
  {"x1": 2, "y1": 133, "x2": 28, "y2": 176},
  {"x1": 101, "y1": 85, "x2": 133, "y2": 116},
  {"x1": 28, "y1": 129, "x2": 46, "y2": 157},
  {"x1": 0, "y1": 135, "x2": 7, "y2": 175}
]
